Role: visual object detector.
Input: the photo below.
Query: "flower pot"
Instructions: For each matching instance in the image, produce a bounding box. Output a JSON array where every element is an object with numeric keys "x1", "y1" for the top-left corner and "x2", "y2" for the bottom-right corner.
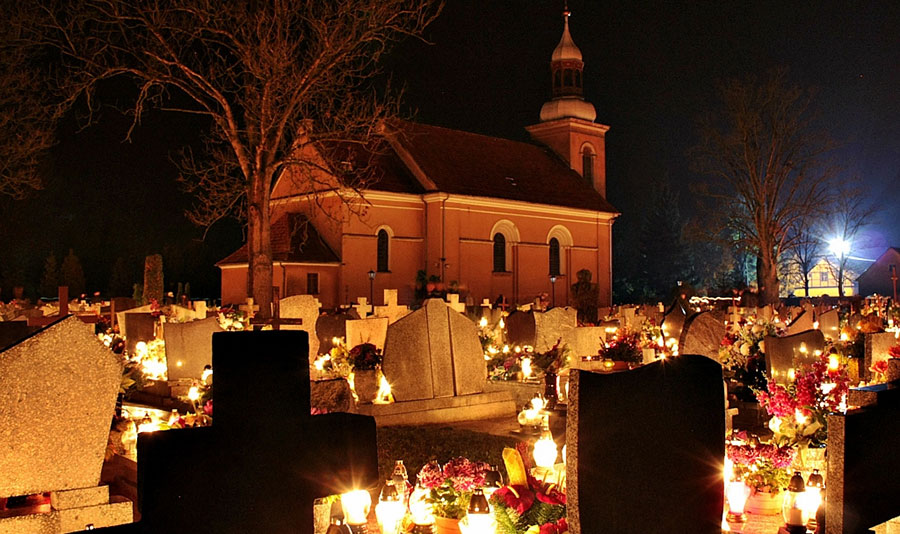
[
  {"x1": 434, "y1": 516, "x2": 462, "y2": 534},
  {"x1": 353, "y1": 370, "x2": 378, "y2": 404},
  {"x1": 745, "y1": 490, "x2": 783, "y2": 515}
]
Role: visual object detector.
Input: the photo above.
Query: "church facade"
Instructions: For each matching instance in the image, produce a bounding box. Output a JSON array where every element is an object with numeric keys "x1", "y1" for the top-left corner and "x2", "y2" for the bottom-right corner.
[{"x1": 219, "y1": 12, "x2": 619, "y2": 310}]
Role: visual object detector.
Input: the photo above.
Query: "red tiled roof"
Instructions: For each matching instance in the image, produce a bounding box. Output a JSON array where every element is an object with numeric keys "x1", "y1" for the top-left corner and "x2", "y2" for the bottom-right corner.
[
  {"x1": 385, "y1": 120, "x2": 618, "y2": 213},
  {"x1": 217, "y1": 213, "x2": 339, "y2": 265}
]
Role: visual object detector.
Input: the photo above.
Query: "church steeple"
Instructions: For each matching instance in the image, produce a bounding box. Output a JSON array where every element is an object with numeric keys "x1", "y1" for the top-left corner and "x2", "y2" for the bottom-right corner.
[
  {"x1": 540, "y1": 7, "x2": 596, "y2": 122},
  {"x1": 527, "y1": 5, "x2": 609, "y2": 197}
]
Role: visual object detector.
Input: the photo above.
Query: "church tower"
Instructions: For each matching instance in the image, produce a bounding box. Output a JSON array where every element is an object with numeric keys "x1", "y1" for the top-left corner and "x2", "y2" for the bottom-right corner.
[{"x1": 526, "y1": 7, "x2": 610, "y2": 198}]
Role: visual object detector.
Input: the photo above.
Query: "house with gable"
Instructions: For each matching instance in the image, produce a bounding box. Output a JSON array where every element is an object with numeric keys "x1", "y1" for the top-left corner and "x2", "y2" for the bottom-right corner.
[{"x1": 219, "y1": 10, "x2": 619, "y2": 311}]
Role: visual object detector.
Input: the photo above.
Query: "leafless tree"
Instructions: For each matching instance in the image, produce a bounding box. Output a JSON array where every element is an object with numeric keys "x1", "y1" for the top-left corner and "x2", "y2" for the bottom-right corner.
[
  {"x1": 785, "y1": 221, "x2": 822, "y2": 297},
  {"x1": 35, "y1": 0, "x2": 440, "y2": 318},
  {"x1": 692, "y1": 69, "x2": 834, "y2": 305},
  {"x1": 0, "y1": 4, "x2": 57, "y2": 199},
  {"x1": 822, "y1": 180, "x2": 876, "y2": 297}
]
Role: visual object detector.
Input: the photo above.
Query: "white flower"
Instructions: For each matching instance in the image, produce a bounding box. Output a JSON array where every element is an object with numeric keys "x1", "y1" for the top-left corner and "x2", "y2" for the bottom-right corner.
[
  {"x1": 740, "y1": 343, "x2": 751, "y2": 356},
  {"x1": 758, "y1": 340, "x2": 765, "y2": 354}
]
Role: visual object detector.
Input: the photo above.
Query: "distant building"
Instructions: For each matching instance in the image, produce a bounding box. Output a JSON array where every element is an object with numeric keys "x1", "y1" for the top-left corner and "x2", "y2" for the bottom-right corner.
[
  {"x1": 857, "y1": 247, "x2": 900, "y2": 298},
  {"x1": 218, "y1": 10, "x2": 619, "y2": 309},
  {"x1": 783, "y1": 257, "x2": 858, "y2": 297}
]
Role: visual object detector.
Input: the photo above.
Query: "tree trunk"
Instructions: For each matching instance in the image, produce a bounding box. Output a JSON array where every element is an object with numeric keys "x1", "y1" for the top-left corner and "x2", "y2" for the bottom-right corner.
[
  {"x1": 803, "y1": 272, "x2": 810, "y2": 297},
  {"x1": 758, "y1": 252, "x2": 780, "y2": 306},
  {"x1": 837, "y1": 263, "x2": 845, "y2": 298},
  {"x1": 247, "y1": 172, "x2": 273, "y2": 320}
]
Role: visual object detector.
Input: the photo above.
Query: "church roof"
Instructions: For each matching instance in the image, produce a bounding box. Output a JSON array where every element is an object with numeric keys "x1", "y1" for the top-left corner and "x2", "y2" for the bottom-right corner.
[
  {"x1": 217, "y1": 213, "x2": 339, "y2": 265},
  {"x1": 551, "y1": 13, "x2": 583, "y2": 62},
  {"x1": 383, "y1": 120, "x2": 618, "y2": 213}
]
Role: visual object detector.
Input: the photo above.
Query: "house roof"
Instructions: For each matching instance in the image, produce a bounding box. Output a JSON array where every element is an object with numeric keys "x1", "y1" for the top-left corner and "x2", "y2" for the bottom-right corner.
[
  {"x1": 217, "y1": 213, "x2": 339, "y2": 265},
  {"x1": 383, "y1": 120, "x2": 618, "y2": 213}
]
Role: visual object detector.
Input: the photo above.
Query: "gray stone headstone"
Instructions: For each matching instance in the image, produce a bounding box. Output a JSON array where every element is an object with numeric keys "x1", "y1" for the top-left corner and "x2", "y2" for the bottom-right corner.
[
  {"x1": 164, "y1": 317, "x2": 223, "y2": 380},
  {"x1": 566, "y1": 355, "x2": 724, "y2": 534},
  {"x1": 280, "y1": 295, "x2": 321, "y2": 361},
  {"x1": 568, "y1": 326, "x2": 605, "y2": 359},
  {"x1": 124, "y1": 312, "x2": 158, "y2": 355},
  {"x1": 679, "y1": 311, "x2": 726, "y2": 361},
  {"x1": 0, "y1": 316, "x2": 122, "y2": 497},
  {"x1": 865, "y1": 332, "x2": 900, "y2": 381},
  {"x1": 382, "y1": 299, "x2": 485, "y2": 401},
  {"x1": 345, "y1": 317, "x2": 389, "y2": 349},
  {"x1": 505, "y1": 310, "x2": 536, "y2": 347},
  {"x1": 764, "y1": 330, "x2": 826, "y2": 384},
  {"x1": 818, "y1": 308, "x2": 840, "y2": 340},
  {"x1": 786, "y1": 309, "x2": 815, "y2": 336},
  {"x1": 533, "y1": 307, "x2": 578, "y2": 353}
]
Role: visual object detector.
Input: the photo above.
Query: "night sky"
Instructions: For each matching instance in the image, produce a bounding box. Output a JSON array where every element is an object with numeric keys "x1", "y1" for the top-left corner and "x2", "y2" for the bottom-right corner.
[{"x1": 1, "y1": 1, "x2": 897, "y2": 299}]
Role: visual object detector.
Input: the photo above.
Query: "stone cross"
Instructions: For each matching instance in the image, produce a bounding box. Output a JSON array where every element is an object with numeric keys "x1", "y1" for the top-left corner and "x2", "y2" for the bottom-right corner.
[
  {"x1": 481, "y1": 298, "x2": 492, "y2": 310},
  {"x1": 238, "y1": 297, "x2": 259, "y2": 318},
  {"x1": 105, "y1": 331, "x2": 378, "y2": 533},
  {"x1": 445, "y1": 293, "x2": 466, "y2": 314},
  {"x1": 374, "y1": 289, "x2": 410, "y2": 324},
  {"x1": 352, "y1": 297, "x2": 371, "y2": 318}
]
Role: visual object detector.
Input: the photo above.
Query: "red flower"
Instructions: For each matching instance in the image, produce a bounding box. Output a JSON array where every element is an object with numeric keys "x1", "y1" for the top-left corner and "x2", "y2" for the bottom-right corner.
[
  {"x1": 889, "y1": 344, "x2": 900, "y2": 359},
  {"x1": 493, "y1": 484, "x2": 535, "y2": 515},
  {"x1": 871, "y1": 359, "x2": 889, "y2": 375},
  {"x1": 539, "y1": 518, "x2": 568, "y2": 534}
]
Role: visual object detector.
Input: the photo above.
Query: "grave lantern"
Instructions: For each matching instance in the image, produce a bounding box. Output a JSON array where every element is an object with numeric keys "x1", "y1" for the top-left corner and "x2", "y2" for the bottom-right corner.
[
  {"x1": 460, "y1": 488, "x2": 494, "y2": 533},
  {"x1": 533, "y1": 429, "x2": 558, "y2": 469},
  {"x1": 409, "y1": 479, "x2": 436, "y2": 533},
  {"x1": 782, "y1": 471, "x2": 809, "y2": 533},
  {"x1": 375, "y1": 480, "x2": 404, "y2": 534},
  {"x1": 804, "y1": 469, "x2": 825, "y2": 530},
  {"x1": 341, "y1": 489, "x2": 372, "y2": 534},
  {"x1": 482, "y1": 466, "x2": 503, "y2": 500},
  {"x1": 724, "y1": 479, "x2": 751, "y2": 524}
]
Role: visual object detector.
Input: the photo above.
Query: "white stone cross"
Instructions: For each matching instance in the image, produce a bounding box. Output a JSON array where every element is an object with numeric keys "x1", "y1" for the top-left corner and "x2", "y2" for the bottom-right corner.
[
  {"x1": 353, "y1": 297, "x2": 373, "y2": 317},
  {"x1": 239, "y1": 298, "x2": 259, "y2": 318},
  {"x1": 481, "y1": 298, "x2": 492, "y2": 310},
  {"x1": 374, "y1": 289, "x2": 409, "y2": 324},
  {"x1": 446, "y1": 293, "x2": 466, "y2": 314}
]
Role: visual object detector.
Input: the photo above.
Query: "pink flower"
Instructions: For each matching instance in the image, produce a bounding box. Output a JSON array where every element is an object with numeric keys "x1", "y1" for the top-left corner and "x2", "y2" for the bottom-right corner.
[{"x1": 418, "y1": 461, "x2": 445, "y2": 489}]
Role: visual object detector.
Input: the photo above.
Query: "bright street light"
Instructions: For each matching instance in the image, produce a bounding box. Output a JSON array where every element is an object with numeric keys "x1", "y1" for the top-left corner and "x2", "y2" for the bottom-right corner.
[{"x1": 828, "y1": 237, "x2": 850, "y2": 258}]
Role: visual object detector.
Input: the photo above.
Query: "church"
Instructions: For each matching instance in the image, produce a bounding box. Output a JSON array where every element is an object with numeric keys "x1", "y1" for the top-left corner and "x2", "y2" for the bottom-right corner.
[{"x1": 218, "y1": 12, "x2": 619, "y2": 309}]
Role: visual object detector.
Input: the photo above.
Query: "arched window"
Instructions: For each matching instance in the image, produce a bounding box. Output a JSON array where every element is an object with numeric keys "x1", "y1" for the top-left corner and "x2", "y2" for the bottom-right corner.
[
  {"x1": 554, "y1": 69, "x2": 562, "y2": 91},
  {"x1": 582, "y1": 146, "x2": 595, "y2": 182},
  {"x1": 376, "y1": 229, "x2": 389, "y2": 272},
  {"x1": 574, "y1": 70, "x2": 582, "y2": 89},
  {"x1": 493, "y1": 233, "x2": 506, "y2": 273},
  {"x1": 549, "y1": 238, "x2": 561, "y2": 276},
  {"x1": 564, "y1": 69, "x2": 573, "y2": 87}
]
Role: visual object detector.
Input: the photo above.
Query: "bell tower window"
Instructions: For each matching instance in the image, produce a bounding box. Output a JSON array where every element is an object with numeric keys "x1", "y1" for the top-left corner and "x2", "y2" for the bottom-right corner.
[{"x1": 582, "y1": 146, "x2": 595, "y2": 182}]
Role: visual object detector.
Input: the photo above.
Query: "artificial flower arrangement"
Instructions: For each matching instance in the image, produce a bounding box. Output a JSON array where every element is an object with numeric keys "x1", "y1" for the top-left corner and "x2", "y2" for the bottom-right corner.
[
  {"x1": 491, "y1": 445, "x2": 567, "y2": 534},
  {"x1": 720, "y1": 318, "x2": 782, "y2": 400},
  {"x1": 487, "y1": 349, "x2": 525, "y2": 381},
  {"x1": 756, "y1": 352, "x2": 850, "y2": 448},
  {"x1": 347, "y1": 342, "x2": 382, "y2": 371},
  {"x1": 868, "y1": 342, "x2": 900, "y2": 383},
  {"x1": 417, "y1": 457, "x2": 493, "y2": 520},
  {"x1": 726, "y1": 431, "x2": 795, "y2": 494},
  {"x1": 530, "y1": 340, "x2": 570, "y2": 376},
  {"x1": 597, "y1": 330, "x2": 643, "y2": 366}
]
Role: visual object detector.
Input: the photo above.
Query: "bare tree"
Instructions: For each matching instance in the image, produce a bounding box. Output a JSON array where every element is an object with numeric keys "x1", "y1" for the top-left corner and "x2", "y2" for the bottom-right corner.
[
  {"x1": 0, "y1": 4, "x2": 57, "y2": 199},
  {"x1": 692, "y1": 69, "x2": 833, "y2": 305},
  {"x1": 785, "y1": 222, "x2": 822, "y2": 297},
  {"x1": 36, "y1": 0, "x2": 440, "y2": 318},
  {"x1": 822, "y1": 180, "x2": 876, "y2": 297}
]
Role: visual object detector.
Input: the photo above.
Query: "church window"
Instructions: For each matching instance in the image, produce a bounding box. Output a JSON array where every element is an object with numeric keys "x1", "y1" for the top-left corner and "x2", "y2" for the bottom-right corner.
[
  {"x1": 493, "y1": 233, "x2": 506, "y2": 272},
  {"x1": 549, "y1": 238, "x2": 561, "y2": 276},
  {"x1": 307, "y1": 273, "x2": 319, "y2": 295},
  {"x1": 377, "y1": 229, "x2": 389, "y2": 272},
  {"x1": 575, "y1": 70, "x2": 581, "y2": 88},
  {"x1": 564, "y1": 69, "x2": 573, "y2": 87},
  {"x1": 582, "y1": 148, "x2": 595, "y2": 182}
]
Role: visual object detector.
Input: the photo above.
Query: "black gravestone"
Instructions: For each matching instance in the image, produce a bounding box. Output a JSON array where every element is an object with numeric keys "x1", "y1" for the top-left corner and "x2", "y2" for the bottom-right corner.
[
  {"x1": 505, "y1": 310, "x2": 536, "y2": 347},
  {"x1": 566, "y1": 355, "x2": 725, "y2": 534},
  {"x1": 316, "y1": 311, "x2": 358, "y2": 354},
  {"x1": 123, "y1": 313, "x2": 157, "y2": 355},
  {"x1": 93, "y1": 330, "x2": 378, "y2": 534}
]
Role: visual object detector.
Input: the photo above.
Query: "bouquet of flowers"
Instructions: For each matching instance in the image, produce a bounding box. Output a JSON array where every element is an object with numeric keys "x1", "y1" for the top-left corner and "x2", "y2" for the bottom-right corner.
[
  {"x1": 531, "y1": 340, "x2": 569, "y2": 376},
  {"x1": 597, "y1": 331, "x2": 642, "y2": 365},
  {"x1": 720, "y1": 319, "x2": 781, "y2": 399},
  {"x1": 417, "y1": 457, "x2": 492, "y2": 519},
  {"x1": 726, "y1": 432, "x2": 795, "y2": 493},
  {"x1": 756, "y1": 353, "x2": 850, "y2": 447},
  {"x1": 347, "y1": 342, "x2": 382, "y2": 371},
  {"x1": 491, "y1": 446, "x2": 567, "y2": 534}
]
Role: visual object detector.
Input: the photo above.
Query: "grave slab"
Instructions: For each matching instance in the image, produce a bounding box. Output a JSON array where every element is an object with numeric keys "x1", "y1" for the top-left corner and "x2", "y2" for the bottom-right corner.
[
  {"x1": 533, "y1": 307, "x2": 577, "y2": 353},
  {"x1": 163, "y1": 317, "x2": 222, "y2": 380},
  {"x1": 818, "y1": 308, "x2": 840, "y2": 340},
  {"x1": 566, "y1": 355, "x2": 725, "y2": 534},
  {"x1": 763, "y1": 330, "x2": 826, "y2": 384},
  {"x1": 279, "y1": 295, "x2": 321, "y2": 361},
  {"x1": 345, "y1": 316, "x2": 389, "y2": 349}
]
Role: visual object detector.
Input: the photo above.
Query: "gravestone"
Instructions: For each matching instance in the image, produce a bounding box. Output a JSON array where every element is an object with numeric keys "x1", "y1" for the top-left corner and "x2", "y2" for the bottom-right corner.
[
  {"x1": 279, "y1": 295, "x2": 321, "y2": 361},
  {"x1": 163, "y1": 317, "x2": 223, "y2": 380},
  {"x1": 786, "y1": 309, "x2": 815, "y2": 336},
  {"x1": 123, "y1": 313, "x2": 157, "y2": 356},
  {"x1": 679, "y1": 311, "x2": 726, "y2": 361},
  {"x1": 116, "y1": 305, "x2": 154, "y2": 339},
  {"x1": 310, "y1": 378, "x2": 357, "y2": 414},
  {"x1": 102, "y1": 330, "x2": 377, "y2": 534},
  {"x1": 142, "y1": 254, "x2": 164, "y2": 305},
  {"x1": 764, "y1": 330, "x2": 826, "y2": 384},
  {"x1": 818, "y1": 308, "x2": 840, "y2": 340},
  {"x1": 315, "y1": 311, "x2": 358, "y2": 354},
  {"x1": 618, "y1": 306, "x2": 645, "y2": 332},
  {"x1": 374, "y1": 289, "x2": 409, "y2": 324},
  {"x1": 568, "y1": 326, "x2": 605, "y2": 359},
  {"x1": 505, "y1": 310, "x2": 536, "y2": 347},
  {"x1": 445, "y1": 293, "x2": 466, "y2": 314},
  {"x1": 382, "y1": 299, "x2": 485, "y2": 401},
  {"x1": 352, "y1": 297, "x2": 372, "y2": 318},
  {"x1": 533, "y1": 307, "x2": 578, "y2": 353},
  {"x1": 661, "y1": 301, "x2": 687, "y2": 344},
  {"x1": 192, "y1": 300, "x2": 208, "y2": 318},
  {"x1": 566, "y1": 355, "x2": 724, "y2": 534},
  {"x1": 345, "y1": 316, "x2": 389, "y2": 349},
  {"x1": 864, "y1": 332, "x2": 900, "y2": 381},
  {"x1": 0, "y1": 316, "x2": 131, "y2": 532},
  {"x1": 171, "y1": 305, "x2": 201, "y2": 323}
]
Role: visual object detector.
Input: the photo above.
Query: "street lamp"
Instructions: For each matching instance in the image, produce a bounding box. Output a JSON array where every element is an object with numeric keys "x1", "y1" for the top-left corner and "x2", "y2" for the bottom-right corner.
[
  {"x1": 368, "y1": 270, "x2": 376, "y2": 315},
  {"x1": 549, "y1": 275, "x2": 557, "y2": 308}
]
